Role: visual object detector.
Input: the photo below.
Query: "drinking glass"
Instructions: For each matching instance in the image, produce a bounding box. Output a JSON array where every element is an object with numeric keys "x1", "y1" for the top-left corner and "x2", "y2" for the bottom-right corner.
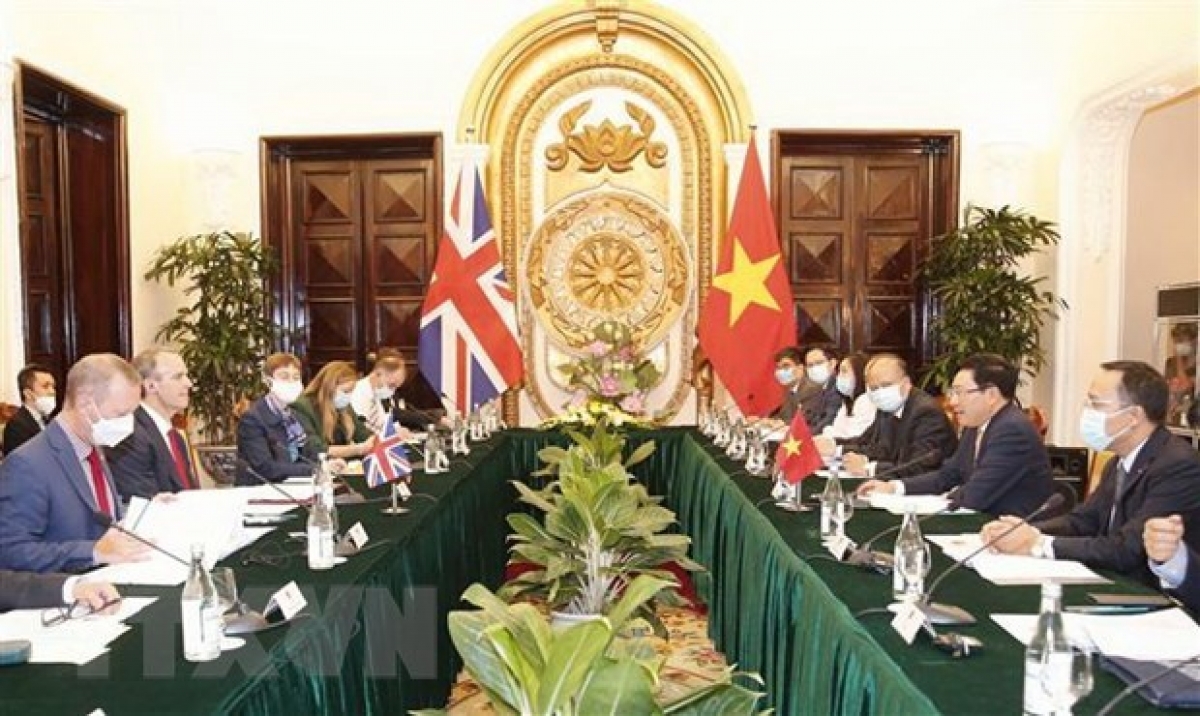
[
  {"x1": 1041, "y1": 646, "x2": 1094, "y2": 715},
  {"x1": 833, "y1": 494, "x2": 854, "y2": 539},
  {"x1": 211, "y1": 567, "x2": 239, "y2": 614}
]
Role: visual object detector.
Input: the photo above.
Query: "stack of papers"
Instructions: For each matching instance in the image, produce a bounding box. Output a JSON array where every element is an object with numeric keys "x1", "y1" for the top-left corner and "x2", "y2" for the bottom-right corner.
[
  {"x1": 0, "y1": 597, "x2": 157, "y2": 665},
  {"x1": 869, "y1": 493, "x2": 955, "y2": 515},
  {"x1": 992, "y1": 608, "x2": 1200, "y2": 661},
  {"x1": 927, "y1": 533, "x2": 1110, "y2": 585}
]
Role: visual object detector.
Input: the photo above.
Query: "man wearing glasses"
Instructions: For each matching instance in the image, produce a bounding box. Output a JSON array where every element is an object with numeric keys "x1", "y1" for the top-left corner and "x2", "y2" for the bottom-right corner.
[
  {"x1": 0, "y1": 569, "x2": 120, "y2": 613},
  {"x1": 857, "y1": 353, "x2": 1055, "y2": 517},
  {"x1": 982, "y1": 361, "x2": 1200, "y2": 584}
]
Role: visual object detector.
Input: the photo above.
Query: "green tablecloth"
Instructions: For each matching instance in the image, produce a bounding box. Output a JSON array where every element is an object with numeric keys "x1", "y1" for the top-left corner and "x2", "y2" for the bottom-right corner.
[{"x1": 0, "y1": 427, "x2": 1184, "y2": 715}]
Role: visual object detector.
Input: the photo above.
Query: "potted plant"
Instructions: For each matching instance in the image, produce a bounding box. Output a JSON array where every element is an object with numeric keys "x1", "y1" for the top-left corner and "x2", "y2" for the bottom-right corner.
[
  {"x1": 551, "y1": 320, "x2": 662, "y2": 427},
  {"x1": 500, "y1": 421, "x2": 701, "y2": 636},
  {"x1": 918, "y1": 205, "x2": 1068, "y2": 390},
  {"x1": 144, "y1": 231, "x2": 280, "y2": 482},
  {"x1": 411, "y1": 582, "x2": 767, "y2": 716}
]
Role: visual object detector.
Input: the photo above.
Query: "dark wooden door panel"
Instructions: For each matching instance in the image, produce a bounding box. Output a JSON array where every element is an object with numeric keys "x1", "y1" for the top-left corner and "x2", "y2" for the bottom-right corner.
[
  {"x1": 19, "y1": 118, "x2": 65, "y2": 369},
  {"x1": 263, "y1": 135, "x2": 441, "y2": 406},
  {"x1": 775, "y1": 131, "x2": 958, "y2": 373}
]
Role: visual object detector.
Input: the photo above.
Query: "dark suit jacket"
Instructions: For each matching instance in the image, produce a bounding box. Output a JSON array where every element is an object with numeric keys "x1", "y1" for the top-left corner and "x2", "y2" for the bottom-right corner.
[
  {"x1": 3, "y1": 405, "x2": 44, "y2": 456},
  {"x1": 0, "y1": 421, "x2": 123, "y2": 573},
  {"x1": 802, "y1": 381, "x2": 843, "y2": 434},
  {"x1": 840, "y1": 388, "x2": 957, "y2": 479},
  {"x1": 901, "y1": 401, "x2": 1055, "y2": 517},
  {"x1": 384, "y1": 399, "x2": 438, "y2": 432},
  {"x1": 772, "y1": 379, "x2": 818, "y2": 423},
  {"x1": 0, "y1": 569, "x2": 68, "y2": 611},
  {"x1": 235, "y1": 397, "x2": 318, "y2": 485},
  {"x1": 1037, "y1": 427, "x2": 1200, "y2": 583},
  {"x1": 107, "y1": 406, "x2": 194, "y2": 501}
]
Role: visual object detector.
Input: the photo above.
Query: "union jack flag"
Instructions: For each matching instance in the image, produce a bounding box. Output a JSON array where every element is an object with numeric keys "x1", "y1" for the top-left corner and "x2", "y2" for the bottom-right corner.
[
  {"x1": 363, "y1": 415, "x2": 411, "y2": 488},
  {"x1": 418, "y1": 163, "x2": 522, "y2": 415}
]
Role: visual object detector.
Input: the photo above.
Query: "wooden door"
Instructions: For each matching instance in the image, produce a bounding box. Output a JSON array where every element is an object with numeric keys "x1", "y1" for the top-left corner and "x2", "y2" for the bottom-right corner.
[
  {"x1": 774, "y1": 132, "x2": 958, "y2": 373},
  {"x1": 16, "y1": 64, "x2": 131, "y2": 375},
  {"x1": 263, "y1": 135, "x2": 441, "y2": 406}
]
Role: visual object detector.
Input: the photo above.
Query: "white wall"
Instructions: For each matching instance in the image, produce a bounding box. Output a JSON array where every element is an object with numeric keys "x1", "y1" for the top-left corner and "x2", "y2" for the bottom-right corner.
[
  {"x1": 1122, "y1": 92, "x2": 1200, "y2": 364},
  {"x1": 1, "y1": 0, "x2": 1198, "y2": 411}
]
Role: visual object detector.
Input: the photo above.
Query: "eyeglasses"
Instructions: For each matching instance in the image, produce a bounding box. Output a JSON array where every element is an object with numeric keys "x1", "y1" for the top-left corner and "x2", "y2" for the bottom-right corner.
[
  {"x1": 41, "y1": 597, "x2": 123, "y2": 627},
  {"x1": 945, "y1": 385, "x2": 985, "y2": 399}
]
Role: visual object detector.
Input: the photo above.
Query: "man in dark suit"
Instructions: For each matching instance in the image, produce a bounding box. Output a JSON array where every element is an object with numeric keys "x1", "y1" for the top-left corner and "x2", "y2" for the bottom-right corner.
[
  {"x1": 839, "y1": 353, "x2": 957, "y2": 480},
  {"x1": 1145, "y1": 515, "x2": 1200, "y2": 612},
  {"x1": 0, "y1": 570, "x2": 120, "y2": 612},
  {"x1": 800, "y1": 344, "x2": 843, "y2": 433},
  {"x1": 983, "y1": 361, "x2": 1200, "y2": 585},
  {"x1": 3, "y1": 363, "x2": 57, "y2": 455},
  {"x1": 0, "y1": 353, "x2": 151, "y2": 573},
  {"x1": 108, "y1": 348, "x2": 198, "y2": 501},
  {"x1": 769, "y1": 346, "x2": 818, "y2": 424},
  {"x1": 857, "y1": 353, "x2": 1055, "y2": 517}
]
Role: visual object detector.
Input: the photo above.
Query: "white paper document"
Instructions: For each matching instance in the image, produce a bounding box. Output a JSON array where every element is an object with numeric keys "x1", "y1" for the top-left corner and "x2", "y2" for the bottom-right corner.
[
  {"x1": 992, "y1": 608, "x2": 1200, "y2": 661},
  {"x1": 869, "y1": 493, "x2": 952, "y2": 515},
  {"x1": 0, "y1": 597, "x2": 157, "y2": 665},
  {"x1": 927, "y1": 533, "x2": 1110, "y2": 585}
]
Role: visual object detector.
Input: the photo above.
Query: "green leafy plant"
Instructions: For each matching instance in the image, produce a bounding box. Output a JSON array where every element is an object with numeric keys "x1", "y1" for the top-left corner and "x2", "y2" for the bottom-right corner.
[
  {"x1": 918, "y1": 205, "x2": 1067, "y2": 389},
  {"x1": 411, "y1": 583, "x2": 768, "y2": 716},
  {"x1": 559, "y1": 320, "x2": 661, "y2": 414},
  {"x1": 500, "y1": 420, "x2": 700, "y2": 636},
  {"x1": 144, "y1": 231, "x2": 280, "y2": 444}
]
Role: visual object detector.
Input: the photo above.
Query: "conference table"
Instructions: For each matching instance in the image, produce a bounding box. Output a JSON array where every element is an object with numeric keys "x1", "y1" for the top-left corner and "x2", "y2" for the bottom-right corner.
[{"x1": 0, "y1": 427, "x2": 1185, "y2": 715}]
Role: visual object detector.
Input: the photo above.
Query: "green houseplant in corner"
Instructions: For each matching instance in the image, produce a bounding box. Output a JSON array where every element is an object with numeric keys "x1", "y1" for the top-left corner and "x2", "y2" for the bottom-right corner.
[
  {"x1": 144, "y1": 231, "x2": 280, "y2": 482},
  {"x1": 918, "y1": 204, "x2": 1067, "y2": 390}
]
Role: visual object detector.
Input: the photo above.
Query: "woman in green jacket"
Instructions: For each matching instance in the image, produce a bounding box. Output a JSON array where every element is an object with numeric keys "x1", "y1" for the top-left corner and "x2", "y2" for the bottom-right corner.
[{"x1": 292, "y1": 361, "x2": 376, "y2": 460}]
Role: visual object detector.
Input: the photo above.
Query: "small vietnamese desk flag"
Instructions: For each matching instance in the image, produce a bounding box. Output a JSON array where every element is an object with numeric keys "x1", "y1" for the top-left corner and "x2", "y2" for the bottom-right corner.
[
  {"x1": 697, "y1": 135, "x2": 797, "y2": 417},
  {"x1": 775, "y1": 410, "x2": 822, "y2": 485}
]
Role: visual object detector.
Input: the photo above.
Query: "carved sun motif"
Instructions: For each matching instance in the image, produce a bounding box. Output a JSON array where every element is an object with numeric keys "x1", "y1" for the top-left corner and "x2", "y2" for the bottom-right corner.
[{"x1": 568, "y1": 233, "x2": 645, "y2": 312}]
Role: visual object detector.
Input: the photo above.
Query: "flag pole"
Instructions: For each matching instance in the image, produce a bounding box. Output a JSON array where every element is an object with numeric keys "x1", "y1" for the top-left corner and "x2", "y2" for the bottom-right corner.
[{"x1": 382, "y1": 482, "x2": 408, "y2": 515}]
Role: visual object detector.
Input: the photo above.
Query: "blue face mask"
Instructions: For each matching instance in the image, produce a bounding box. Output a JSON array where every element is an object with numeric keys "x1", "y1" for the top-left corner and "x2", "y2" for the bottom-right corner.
[
  {"x1": 869, "y1": 385, "x2": 905, "y2": 414},
  {"x1": 835, "y1": 375, "x2": 855, "y2": 397},
  {"x1": 775, "y1": 367, "x2": 796, "y2": 386},
  {"x1": 1079, "y1": 406, "x2": 1132, "y2": 451},
  {"x1": 333, "y1": 390, "x2": 353, "y2": 410}
]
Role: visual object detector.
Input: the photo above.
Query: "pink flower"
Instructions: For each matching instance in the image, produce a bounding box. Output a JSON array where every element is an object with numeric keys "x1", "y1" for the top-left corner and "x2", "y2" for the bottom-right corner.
[
  {"x1": 618, "y1": 346, "x2": 634, "y2": 361},
  {"x1": 620, "y1": 393, "x2": 644, "y2": 414},
  {"x1": 588, "y1": 341, "x2": 609, "y2": 357},
  {"x1": 598, "y1": 375, "x2": 621, "y2": 396},
  {"x1": 568, "y1": 390, "x2": 587, "y2": 408}
]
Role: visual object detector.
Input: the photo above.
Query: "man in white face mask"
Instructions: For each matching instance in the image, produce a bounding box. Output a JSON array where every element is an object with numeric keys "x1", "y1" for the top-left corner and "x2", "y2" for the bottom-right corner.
[
  {"x1": 982, "y1": 360, "x2": 1200, "y2": 584},
  {"x1": 0, "y1": 353, "x2": 151, "y2": 573},
  {"x1": 838, "y1": 354, "x2": 957, "y2": 479},
  {"x1": 3, "y1": 363, "x2": 57, "y2": 454},
  {"x1": 799, "y1": 344, "x2": 843, "y2": 433}
]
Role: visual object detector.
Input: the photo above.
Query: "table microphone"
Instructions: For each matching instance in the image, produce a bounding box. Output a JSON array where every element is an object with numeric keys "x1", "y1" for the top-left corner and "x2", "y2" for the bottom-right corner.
[
  {"x1": 1096, "y1": 652, "x2": 1200, "y2": 716},
  {"x1": 296, "y1": 454, "x2": 365, "y2": 504},
  {"x1": 239, "y1": 461, "x2": 364, "y2": 557},
  {"x1": 917, "y1": 492, "x2": 1065, "y2": 626},
  {"x1": 845, "y1": 507, "x2": 948, "y2": 572},
  {"x1": 93, "y1": 511, "x2": 189, "y2": 566}
]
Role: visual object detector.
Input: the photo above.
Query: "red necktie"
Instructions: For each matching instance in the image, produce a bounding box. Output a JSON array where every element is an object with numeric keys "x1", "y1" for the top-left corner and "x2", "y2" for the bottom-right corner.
[
  {"x1": 87, "y1": 449, "x2": 114, "y2": 517},
  {"x1": 167, "y1": 429, "x2": 194, "y2": 490}
]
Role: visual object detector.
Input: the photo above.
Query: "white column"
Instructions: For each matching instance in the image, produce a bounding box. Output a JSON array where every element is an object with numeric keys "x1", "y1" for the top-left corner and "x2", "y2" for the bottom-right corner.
[{"x1": 0, "y1": 52, "x2": 25, "y2": 403}]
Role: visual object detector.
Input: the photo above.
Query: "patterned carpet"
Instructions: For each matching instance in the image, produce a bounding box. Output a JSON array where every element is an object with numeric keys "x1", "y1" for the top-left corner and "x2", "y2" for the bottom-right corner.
[{"x1": 444, "y1": 606, "x2": 725, "y2": 714}]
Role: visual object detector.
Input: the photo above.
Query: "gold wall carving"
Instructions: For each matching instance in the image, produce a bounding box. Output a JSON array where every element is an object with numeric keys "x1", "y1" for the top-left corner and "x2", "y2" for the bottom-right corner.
[{"x1": 458, "y1": 1, "x2": 752, "y2": 423}]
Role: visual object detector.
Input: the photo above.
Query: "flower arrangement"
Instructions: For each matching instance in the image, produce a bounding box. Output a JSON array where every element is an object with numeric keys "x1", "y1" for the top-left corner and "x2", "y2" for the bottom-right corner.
[{"x1": 553, "y1": 321, "x2": 661, "y2": 427}]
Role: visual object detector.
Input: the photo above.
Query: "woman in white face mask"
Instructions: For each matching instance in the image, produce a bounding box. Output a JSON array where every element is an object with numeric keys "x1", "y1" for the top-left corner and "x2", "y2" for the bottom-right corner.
[
  {"x1": 292, "y1": 361, "x2": 376, "y2": 461},
  {"x1": 236, "y1": 352, "x2": 318, "y2": 485}
]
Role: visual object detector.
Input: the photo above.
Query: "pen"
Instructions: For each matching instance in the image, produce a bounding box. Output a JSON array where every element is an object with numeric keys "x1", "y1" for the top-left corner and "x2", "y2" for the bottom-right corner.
[{"x1": 1064, "y1": 605, "x2": 1157, "y2": 615}]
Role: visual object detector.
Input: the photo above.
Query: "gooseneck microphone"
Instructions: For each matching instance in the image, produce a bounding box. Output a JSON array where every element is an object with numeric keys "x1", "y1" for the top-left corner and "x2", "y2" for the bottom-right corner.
[
  {"x1": 92, "y1": 511, "x2": 189, "y2": 567},
  {"x1": 845, "y1": 508, "x2": 948, "y2": 571},
  {"x1": 864, "y1": 448, "x2": 943, "y2": 481},
  {"x1": 239, "y1": 461, "x2": 315, "y2": 513},
  {"x1": 918, "y1": 492, "x2": 1066, "y2": 626}
]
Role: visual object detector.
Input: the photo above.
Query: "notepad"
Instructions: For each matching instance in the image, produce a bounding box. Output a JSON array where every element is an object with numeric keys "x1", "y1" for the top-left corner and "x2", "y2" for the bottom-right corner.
[
  {"x1": 992, "y1": 608, "x2": 1200, "y2": 661},
  {"x1": 927, "y1": 533, "x2": 1109, "y2": 585}
]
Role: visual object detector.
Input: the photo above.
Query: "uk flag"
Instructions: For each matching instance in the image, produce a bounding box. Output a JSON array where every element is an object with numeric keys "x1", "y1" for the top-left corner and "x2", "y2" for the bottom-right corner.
[
  {"x1": 418, "y1": 163, "x2": 522, "y2": 414},
  {"x1": 363, "y1": 415, "x2": 411, "y2": 488}
]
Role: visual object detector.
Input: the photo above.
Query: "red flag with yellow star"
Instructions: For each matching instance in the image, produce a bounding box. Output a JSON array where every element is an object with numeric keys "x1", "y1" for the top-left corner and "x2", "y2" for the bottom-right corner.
[
  {"x1": 698, "y1": 136, "x2": 797, "y2": 416},
  {"x1": 775, "y1": 410, "x2": 822, "y2": 485}
]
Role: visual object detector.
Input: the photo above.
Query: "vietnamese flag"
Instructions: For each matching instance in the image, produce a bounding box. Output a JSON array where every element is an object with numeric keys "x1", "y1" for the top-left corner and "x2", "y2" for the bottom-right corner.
[
  {"x1": 698, "y1": 135, "x2": 797, "y2": 416},
  {"x1": 775, "y1": 410, "x2": 822, "y2": 485}
]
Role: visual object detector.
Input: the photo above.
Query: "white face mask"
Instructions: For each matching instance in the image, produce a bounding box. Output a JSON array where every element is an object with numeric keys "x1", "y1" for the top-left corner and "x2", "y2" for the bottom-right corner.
[
  {"x1": 33, "y1": 394, "x2": 57, "y2": 417},
  {"x1": 374, "y1": 386, "x2": 395, "y2": 401},
  {"x1": 270, "y1": 379, "x2": 303, "y2": 405},
  {"x1": 1079, "y1": 405, "x2": 1132, "y2": 451},
  {"x1": 807, "y1": 363, "x2": 832, "y2": 385},
  {"x1": 1176, "y1": 342, "x2": 1194, "y2": 357},
  {"x1": 333, "y1": 390, "x2": 353, "y2": 410},
  {"x1": 90, "y1": 408, "x2": 135, "y2": 447},
  {"x1": 869, "y1": 385, "x2": 906, "y2": 414},
  {"x1": 835, "y1": 375, "x2": 855, "y2": 397}
]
